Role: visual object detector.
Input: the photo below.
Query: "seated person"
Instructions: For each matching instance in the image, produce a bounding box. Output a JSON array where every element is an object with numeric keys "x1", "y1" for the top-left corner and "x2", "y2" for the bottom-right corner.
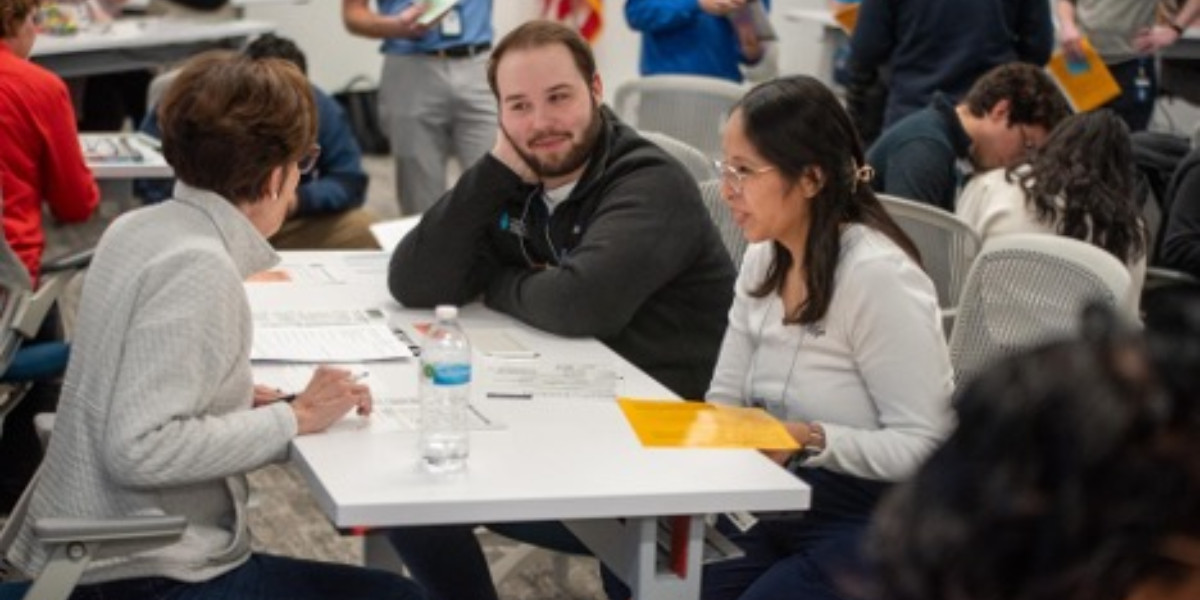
[
  {"x1": 386, "y1": 19, "x2": 736, "y2": 600},
  {"x1": 0, "y1": 0, "x2": 99, "y2": 282},
  {"x1": 867, "y1": 63, "x2": 1071, "y2": 211},
  {"x1": 0, "y1": 0, "x2": 100, "y2": 511},
  {"x1": 872, "y1": 300, "x2": 1200, "y2": 600},
  {"x1": 698, "y1": 74, "x2": 954, "y2": 600},
  {"x1": 624, "y1": 0, "x2": 769, "y2": 84},
  {"x1": 137, "y1": 33, "x2": 377, "y2": 250},
  {"x1": 957, "y1": 110, "x2": 1147, "y2": 304},
  {"x1": 2, "y1": 51, "x2": 424, "y2": 600},
  {"x1": 1159, "y1": 144, "x2": 1200, "y2": 279}
]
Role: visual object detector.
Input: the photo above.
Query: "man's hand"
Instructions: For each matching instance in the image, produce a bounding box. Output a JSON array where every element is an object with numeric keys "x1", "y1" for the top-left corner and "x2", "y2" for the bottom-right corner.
[
  {"x1": 492, "y1": 130, "x2": 538, "y2": 184},
  {"x1": 387, "y1": 2, "x2": 433, "y2": 39},
  {"x1": 1133, "y1": 25, "x2": 1181, "y2": 55},
  {"x1": 699, "y1": 0, "x2": 748, "y2": 17},
  {"x1": 1059, "y1": 22, "x2": 1086, "y2": 61},
  {"x1": 734, "y1": 18, "x2": 763, "y2": 63}
]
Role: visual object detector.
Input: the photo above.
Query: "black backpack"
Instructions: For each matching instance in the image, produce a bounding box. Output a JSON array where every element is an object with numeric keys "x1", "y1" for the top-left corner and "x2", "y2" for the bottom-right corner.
[{"x1": 332, "y1": 76, "x2": 392, "y2": 156}]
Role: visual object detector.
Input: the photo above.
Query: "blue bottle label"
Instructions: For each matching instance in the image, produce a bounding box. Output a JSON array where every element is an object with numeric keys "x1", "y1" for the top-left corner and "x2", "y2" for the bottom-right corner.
[{"x1": 425, "y1": 363, "x2": 471, "y2": 385}]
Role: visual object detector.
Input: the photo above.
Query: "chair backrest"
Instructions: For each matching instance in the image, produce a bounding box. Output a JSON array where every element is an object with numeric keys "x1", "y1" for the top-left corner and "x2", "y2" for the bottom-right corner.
[
  {"x1": 613, "y1": 75, "x2": 745, "y2": 158},
  {"x1": 948, "y1": 234, "x2": 1135, "y2": 387},
  {"x1": 698, "y1": 179, "x2": 747, "y2": 267},
  {"x1": 878, "y1": 194, "x2": 981, "y2": 311},
  {"x1": 639, "y1": 131, "x2": 715, "y2": 182}
]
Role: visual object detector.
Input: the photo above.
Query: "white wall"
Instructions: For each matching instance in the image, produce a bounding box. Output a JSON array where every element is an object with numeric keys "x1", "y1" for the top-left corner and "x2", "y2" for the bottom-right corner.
[
  {"x1": 245, "y1": 0, "x2": 832, "y2": 100},
  {"x1": 246, "y1": 0, "x2": 1197, "y2": 133}
]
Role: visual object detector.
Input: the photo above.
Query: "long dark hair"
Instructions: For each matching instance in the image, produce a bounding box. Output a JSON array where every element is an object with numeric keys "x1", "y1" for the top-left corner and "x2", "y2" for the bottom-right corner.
[
  {"x1": 738, "y1": 75, "x2": 919, "y2": 324},
  {"x1": 872, "y1": 303, "x2": 1200, "y2": 600},
  {"x1": 1011, "y1": 110, "x2": 1146, "y2": 264}
]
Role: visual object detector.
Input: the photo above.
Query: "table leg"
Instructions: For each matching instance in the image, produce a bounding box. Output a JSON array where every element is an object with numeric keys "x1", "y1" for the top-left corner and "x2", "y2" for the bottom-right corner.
[{"x1": 565, "y1": 515, "x2": 705, "y2": 600}]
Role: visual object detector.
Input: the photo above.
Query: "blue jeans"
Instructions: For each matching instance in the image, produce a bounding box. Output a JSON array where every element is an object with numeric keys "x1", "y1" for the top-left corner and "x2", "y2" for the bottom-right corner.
[
  {"x1": 700, "y1": 468, "x2": 889, "y2": 600},
  {"x1": 63, "y1": 553, "x2": 426, "y2": 600},
  {"x1": 388, "y1": 521, "x2": 629, "y2": 600}
]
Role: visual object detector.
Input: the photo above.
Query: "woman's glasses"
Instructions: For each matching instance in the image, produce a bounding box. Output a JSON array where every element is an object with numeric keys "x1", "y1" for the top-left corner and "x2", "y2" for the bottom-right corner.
[
  {"x1": 297, "y1": 145, "x2": 321, "y2": 175},
  {"x1": 713, "y1": 159, "x2": 776, "y2": 195}
]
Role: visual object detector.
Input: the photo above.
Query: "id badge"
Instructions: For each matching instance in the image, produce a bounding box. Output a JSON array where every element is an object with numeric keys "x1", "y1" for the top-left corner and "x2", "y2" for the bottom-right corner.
[{"x1": 440, "y1": 7, "x2": 463, "y2": 39}]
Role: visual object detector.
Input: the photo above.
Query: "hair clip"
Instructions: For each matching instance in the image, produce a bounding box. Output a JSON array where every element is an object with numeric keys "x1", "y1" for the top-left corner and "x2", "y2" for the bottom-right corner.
[{"x1": 850, "y1": 162, "x2": 875, "y2": 193}]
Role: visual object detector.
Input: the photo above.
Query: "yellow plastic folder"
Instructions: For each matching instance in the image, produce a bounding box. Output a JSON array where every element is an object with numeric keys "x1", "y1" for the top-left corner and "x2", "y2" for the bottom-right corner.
[
  {"x1": 618, "y1": 398, "x2": 801, "y2": 450},
  {"x1": 1045, "y1": 38, "x2": 1121, "y2": 112}
]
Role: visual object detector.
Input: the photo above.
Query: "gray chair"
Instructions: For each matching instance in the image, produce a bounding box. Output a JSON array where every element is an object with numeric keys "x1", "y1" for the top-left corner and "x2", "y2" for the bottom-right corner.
[
  {"x1": 639, "y1": 131, "x2": 715, "y2": 182},
  {"x1": 699, "y1": 179, "x2": 747, "y2": 267},
  {"x1": 878, "y1": 194, "x2": 981, "y2": 332},
  {"x1": 613, "y1": 75, "x2": 745, "y2": 159},
  {"x1": 0, "y1": 470, "x2": 186, "y2": 600},
  {"x1": 948, "y1": 234, "x2": 1135, "y2": 388}
]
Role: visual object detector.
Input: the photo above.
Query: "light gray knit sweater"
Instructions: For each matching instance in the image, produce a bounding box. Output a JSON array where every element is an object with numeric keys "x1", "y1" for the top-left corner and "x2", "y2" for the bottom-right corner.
[{"x1": 6, "y1": 184, "x2": 298, "y2": 584}]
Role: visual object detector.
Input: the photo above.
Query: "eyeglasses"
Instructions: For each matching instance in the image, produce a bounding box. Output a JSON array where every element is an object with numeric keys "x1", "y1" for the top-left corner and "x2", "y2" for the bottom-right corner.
[
  {"x1": 297, "y1": 145, "x2": 321, "y2": 175},
  {"x1": 713, "y1": 159, "x2": 776, "y2": 195}
]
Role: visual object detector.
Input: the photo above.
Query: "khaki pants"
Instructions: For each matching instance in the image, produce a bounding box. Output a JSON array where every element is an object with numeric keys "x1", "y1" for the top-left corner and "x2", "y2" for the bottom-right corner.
[{"x1": 269, "y1": 209, "x2": 380, "y2": 251}]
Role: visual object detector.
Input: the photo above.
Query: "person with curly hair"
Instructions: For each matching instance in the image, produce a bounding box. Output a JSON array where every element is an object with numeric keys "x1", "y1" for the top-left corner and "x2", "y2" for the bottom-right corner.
[
  {"x1": 956, "y1": 109, "x2": 1147, "y2": 304},
  {"x1": 871, "y1": 296, "x2": 1200, "y2": 600}
]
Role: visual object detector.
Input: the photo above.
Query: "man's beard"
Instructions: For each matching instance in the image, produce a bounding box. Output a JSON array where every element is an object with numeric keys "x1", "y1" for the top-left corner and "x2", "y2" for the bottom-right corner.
[{"x1": 506, "y1": 100, "x2": 604, "y2": 180}]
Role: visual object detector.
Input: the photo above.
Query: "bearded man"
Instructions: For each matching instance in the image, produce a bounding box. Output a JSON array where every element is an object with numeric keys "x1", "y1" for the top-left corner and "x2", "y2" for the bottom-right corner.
[{"x1": 389, "y1": 19, "x2": 734, "y2": 401}]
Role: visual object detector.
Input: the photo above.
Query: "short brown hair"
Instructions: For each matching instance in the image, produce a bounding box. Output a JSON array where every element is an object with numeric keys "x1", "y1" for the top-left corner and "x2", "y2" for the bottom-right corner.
[
  {"x1": 158, "y1": 50, "x2": 316, "y2": 204},
  {"x1": 486, "y1": 20, "x2": 596, "y2": 99},
  {"x1": 962, "y1": 63, "x2": 1072, "y2": 132},
  {"x1": 1, "y1": 0, "x2": 39, "y2": 38}
]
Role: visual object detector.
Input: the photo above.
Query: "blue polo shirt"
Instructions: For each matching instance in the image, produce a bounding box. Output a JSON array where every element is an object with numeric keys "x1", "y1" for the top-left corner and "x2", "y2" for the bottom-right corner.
[{"x1": 378, "y1": 0, "x2": 493, "y2": 55}]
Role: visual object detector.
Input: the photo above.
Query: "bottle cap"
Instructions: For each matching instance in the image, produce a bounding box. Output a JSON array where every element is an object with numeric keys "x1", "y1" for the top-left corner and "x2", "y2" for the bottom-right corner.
[{"x1": 435, "y1": 305, "x2": 458, "y2": 320}]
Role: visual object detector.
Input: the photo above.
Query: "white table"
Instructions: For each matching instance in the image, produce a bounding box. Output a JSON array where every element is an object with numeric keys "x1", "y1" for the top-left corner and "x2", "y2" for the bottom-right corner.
[
  {"x1": 81, "y1": 133, "x2": 171, "y2": 179},
  {"x1": 31, "y1": 18, "x2": 274, "y2": 77},
  {"x1": 250, "y1": 251, "x2": 811, "y2": 600}
]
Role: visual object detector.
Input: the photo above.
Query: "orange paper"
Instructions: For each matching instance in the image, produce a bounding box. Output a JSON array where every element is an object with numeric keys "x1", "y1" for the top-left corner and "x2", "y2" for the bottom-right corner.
[
  {"x1": 618, "y1": 398, "x2": 800, "y2": 450},
  {"x1": 832, "y1": 4, "x2": 859, "y2": 34},
  {"x1": 1045, "y1": 38, "x2": 1121, "y2": 112}
]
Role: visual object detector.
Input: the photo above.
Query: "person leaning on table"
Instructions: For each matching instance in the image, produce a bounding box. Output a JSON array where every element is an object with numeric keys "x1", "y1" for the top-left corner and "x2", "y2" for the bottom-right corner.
[
  {"x1": 699, "y1": 75, "x2": 954, "y2": 600},
  {"x1": 1, "y1": 51, "x2": 426, "y2": 600}
]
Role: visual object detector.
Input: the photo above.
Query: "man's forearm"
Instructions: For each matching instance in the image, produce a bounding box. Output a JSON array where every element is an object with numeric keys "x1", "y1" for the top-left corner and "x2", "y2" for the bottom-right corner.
[
  {"x1": 1177, "y1": 0, "x2": 1200, "y2": 29},
  {"x1": 1055, "y1": 0, "x2": 1077, "y2": 30},
  {"x1": 343, "y1": 0, "x2": 391, "y2": 39}
]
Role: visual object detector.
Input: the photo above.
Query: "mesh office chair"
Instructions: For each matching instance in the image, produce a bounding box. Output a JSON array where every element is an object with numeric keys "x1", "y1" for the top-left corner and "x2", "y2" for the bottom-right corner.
[
  {"x1": 699, "y1": 179, "x2": 748, "y2": 267},
  {"x1": 639, "y1": 131, "x2": 715, "y2": 182},
  {"x1": 948, "y1": 234, "x2": 1135, "y2": 388},
  {"x1": 613, "y1": 75, "x2": 745, "y2": 159},
  {"x1": 878, "y1": 194, "x2": 981, "y2": 333}
]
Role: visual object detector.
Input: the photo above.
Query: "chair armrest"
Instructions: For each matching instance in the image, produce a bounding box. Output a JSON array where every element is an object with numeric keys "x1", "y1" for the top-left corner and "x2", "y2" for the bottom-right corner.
[
  {"x1": 40, "y1": 249, "x2": 93, "y2": 275},
  {"x1": 33, "y1": 516, "x2": 186, "y2": 545}
]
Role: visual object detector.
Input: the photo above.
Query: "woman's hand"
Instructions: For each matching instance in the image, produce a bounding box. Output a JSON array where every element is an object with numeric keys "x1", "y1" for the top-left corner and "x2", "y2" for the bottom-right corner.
[
  {"x1": 252, "y1": 384, "x2": 286, "y2": 408},
  {"x1": 290, "y1": 366, "x2": 373, "y2": 435},
  {"x1": 762, "y1": 421, "x2": 811, "y2": 465}
]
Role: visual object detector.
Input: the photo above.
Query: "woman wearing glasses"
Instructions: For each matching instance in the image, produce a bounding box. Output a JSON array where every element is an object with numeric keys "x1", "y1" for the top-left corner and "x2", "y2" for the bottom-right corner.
[
  {"x1": 702, "y1": 75, "x2": 953, "y2": 600},
  {"x1": 956, "y1": 109, "x2": 1147, "y2": 306},
  {"x1": 3, "y1": 52, "x2": 424, "y2": 600}
]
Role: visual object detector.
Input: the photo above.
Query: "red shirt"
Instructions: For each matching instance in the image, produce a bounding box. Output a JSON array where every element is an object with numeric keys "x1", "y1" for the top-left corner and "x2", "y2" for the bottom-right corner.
[{"x1": 0, "y1": 43, "x2": 98, "y2": 283}]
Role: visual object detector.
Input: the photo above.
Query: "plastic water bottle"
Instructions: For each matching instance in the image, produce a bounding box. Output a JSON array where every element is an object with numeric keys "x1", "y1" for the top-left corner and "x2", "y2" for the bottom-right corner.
[{"x1": 419, "y1": 305, "x2": 471, "y2": 473}]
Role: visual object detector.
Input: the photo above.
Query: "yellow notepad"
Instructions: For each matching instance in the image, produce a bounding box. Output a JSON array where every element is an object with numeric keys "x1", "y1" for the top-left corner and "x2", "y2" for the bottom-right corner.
[
  {"x1": 1045, "y1": 38, "x2": 1120, "y2": 112},
  {"x1": 618, "y1": 398, "x2": 800, "y2": 450}
]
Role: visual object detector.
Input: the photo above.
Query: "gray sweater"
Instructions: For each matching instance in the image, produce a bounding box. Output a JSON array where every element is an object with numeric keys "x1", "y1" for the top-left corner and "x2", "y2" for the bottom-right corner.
[{"x1": 6, "y1": 184, "x2": 297, "y2": 584}]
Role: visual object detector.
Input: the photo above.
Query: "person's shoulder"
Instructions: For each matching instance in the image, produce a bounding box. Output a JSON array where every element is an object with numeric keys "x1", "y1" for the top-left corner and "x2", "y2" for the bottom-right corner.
[
  {"x1": 839, "y1": 224, "x2": 920, "y2": 276},
  {"x1": 0, "y1": 54, "x2": 67, "y2": 98}
]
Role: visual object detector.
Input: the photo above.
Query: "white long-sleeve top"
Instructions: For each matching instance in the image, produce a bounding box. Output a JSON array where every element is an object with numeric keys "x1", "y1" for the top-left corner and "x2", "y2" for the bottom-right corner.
[
  {"x1": 707, "y1": 225, "x2": 954, "y2": 482},
  {"x1": 956, "y1": 167, "x2": 1146, "y2": 307}
]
